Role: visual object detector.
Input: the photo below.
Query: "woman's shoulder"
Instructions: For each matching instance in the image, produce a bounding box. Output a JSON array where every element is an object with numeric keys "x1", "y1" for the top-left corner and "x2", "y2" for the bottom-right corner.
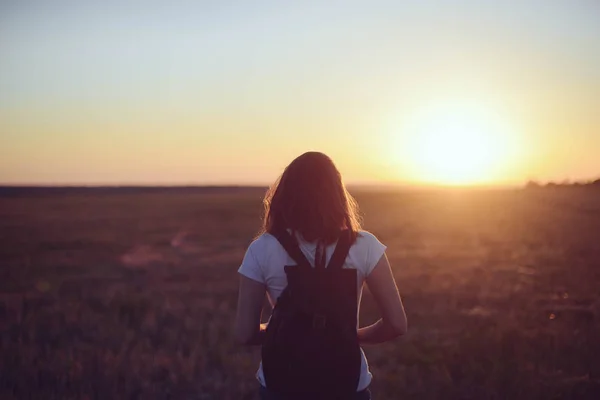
[
  {"x1": 246, "y1": 232, "x2": 281, "y2": 253},
  {"x1": 247, "y1": 230, "x2": 384, "y2": 252},
  {"x1": 354, "y1": 230, "x2": 385, "y2": 248},
  {"x1": 353, "y1": 230, "x2": 387, "y2": 275}
]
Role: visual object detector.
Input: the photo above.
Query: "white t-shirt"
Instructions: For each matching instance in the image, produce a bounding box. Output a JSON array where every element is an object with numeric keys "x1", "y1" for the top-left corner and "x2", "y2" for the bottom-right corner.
[{"x1": 237, "y1": 229, "x2": 387, "y2": 391}]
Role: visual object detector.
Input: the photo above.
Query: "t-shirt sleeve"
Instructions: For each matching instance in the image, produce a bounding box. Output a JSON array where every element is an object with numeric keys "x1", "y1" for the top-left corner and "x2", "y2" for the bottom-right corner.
[
  {"x1": 238, "y1": 240, "x2": 265, "y2": 284},
  {"x1": 363, "y1": 232, "x2": 387, "y2": 277}
]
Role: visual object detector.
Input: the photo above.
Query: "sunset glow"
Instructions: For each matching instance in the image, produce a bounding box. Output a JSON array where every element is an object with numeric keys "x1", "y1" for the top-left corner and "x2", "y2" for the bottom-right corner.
[
  {"x1": 398, "y1": 102, "x2": 521, "y2": 186},
  {"x1": 1, "y1": 2, "x2": 599, "y2": 186}
]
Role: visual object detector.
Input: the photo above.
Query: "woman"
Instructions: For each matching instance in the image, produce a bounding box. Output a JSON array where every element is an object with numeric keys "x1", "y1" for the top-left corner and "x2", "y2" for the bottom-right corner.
[{"x1": 235, "y1": 151, "x2": 407, "y2": 399}]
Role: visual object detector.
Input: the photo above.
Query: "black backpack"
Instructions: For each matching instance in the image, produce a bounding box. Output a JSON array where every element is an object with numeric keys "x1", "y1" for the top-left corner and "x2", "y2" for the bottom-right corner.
[{"x1": 261, "y1": 228, "x2": 362, "y2": 398}]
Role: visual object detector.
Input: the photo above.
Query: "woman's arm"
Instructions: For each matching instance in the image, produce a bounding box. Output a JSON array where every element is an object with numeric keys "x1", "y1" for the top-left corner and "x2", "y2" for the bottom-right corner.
[
  {"x1": 358, "y1": 253, "x2": 407, "y2": 345},
  {"x1": 234, "y1": 274, "x2": 268, "y2": 345}
]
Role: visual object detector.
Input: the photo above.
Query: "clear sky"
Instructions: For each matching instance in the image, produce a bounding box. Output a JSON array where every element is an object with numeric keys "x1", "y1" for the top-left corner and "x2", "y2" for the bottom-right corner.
[{"x1": 1, "y1": 0, "x2": 599, "y2": 186}]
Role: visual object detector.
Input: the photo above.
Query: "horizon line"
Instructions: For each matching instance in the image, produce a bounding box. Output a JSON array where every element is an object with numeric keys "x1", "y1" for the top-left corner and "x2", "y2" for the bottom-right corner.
[{"x1": 1, "y1": 177, "x2": 598, "y2": 190}]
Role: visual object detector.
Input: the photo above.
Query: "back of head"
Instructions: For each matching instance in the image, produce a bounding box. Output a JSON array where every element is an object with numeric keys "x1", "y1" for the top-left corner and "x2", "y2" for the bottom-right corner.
[{"x1": 262, "y1": 151, "x2": 361, "y2": 244}]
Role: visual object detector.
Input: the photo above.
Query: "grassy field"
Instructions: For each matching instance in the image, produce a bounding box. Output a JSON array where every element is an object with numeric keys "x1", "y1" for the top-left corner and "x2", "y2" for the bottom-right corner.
[{"x1": 1, "y1": 187, "x2": 599, "y2": 399}]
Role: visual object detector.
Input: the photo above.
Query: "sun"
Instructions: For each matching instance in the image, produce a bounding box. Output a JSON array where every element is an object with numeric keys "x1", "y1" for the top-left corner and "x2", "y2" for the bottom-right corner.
[{"x1": 395, "y1": 101, "x2": 518, "y2": 186}]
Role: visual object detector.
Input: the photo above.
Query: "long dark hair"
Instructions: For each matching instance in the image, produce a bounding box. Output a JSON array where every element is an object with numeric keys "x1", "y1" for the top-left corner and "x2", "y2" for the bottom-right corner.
[{"x1": 261, "y1": 151, "x2": 362, "y2": 244}]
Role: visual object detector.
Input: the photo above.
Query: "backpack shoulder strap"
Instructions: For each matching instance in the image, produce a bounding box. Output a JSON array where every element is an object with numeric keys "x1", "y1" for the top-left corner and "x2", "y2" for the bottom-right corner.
[
  {"x1": 327, "y1": 229, "x2": 353, "y2": 270},
  {"x1": 271, "y1": 228, "x2": 312, "y2": 270}
]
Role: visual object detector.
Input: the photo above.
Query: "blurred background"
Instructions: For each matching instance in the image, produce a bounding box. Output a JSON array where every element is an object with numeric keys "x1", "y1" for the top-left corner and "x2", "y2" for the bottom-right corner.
[{"x1": 1, "y1": 1, "x2": 599, "y2": 399}]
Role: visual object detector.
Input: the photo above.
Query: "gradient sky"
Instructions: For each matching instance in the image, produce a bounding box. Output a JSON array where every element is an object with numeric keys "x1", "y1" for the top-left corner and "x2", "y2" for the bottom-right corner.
[{"x1": 1, "y1": 0, "x2": 599, "y2": 185}]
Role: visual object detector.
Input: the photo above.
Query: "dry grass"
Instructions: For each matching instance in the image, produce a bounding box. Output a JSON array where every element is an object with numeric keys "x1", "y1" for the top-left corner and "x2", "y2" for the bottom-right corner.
[{"x1": 1, "y1": 187, "x2": 599, "y2": 399}]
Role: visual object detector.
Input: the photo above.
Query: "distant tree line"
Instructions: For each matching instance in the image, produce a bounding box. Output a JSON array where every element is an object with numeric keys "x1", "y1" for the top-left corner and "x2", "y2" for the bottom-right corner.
[{"x1": 525, "y1": 178, "x2": 600, "y2": 189}]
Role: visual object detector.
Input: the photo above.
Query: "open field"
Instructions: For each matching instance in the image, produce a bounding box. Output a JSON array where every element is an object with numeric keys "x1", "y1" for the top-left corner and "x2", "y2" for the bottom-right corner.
[{"x1": 1, "y1": 187, "x2": 599, "y2": 399}]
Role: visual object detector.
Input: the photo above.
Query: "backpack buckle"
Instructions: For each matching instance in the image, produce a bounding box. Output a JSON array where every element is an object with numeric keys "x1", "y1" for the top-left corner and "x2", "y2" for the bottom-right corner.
[{"x1": 313, "y1": 314, "x2": 327, "y2": 329}]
